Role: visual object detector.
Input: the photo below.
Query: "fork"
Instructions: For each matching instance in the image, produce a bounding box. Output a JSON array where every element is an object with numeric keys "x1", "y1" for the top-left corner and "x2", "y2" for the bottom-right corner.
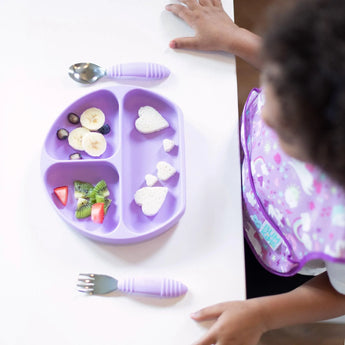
[{"x1": 77, "y1": 273, "x2": 188, "y2": 297}]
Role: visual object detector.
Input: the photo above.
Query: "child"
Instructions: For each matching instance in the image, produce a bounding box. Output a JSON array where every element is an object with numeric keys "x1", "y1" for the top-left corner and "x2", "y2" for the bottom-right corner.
[{"x1": 166, "y1": 0, "x2": 345, "y2": 344}]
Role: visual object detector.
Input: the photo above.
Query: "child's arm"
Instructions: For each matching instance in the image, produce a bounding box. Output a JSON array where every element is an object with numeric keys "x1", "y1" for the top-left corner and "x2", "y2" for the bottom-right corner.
[
  {"x1": 191, "y1": 272, "x2": 345, "y2": 345},
  {"x1": 165, "y1": 0, "x2": 262, "y2": 69}
]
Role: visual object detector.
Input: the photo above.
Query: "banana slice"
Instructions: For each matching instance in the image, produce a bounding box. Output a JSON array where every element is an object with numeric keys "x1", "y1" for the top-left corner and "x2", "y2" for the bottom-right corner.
[
  {"x1": 68, "y1": 127, "x2": 90, "y2": 150},
  {"x1": 80, "y1": 107, "x2": 105, "y2": 130},
  {"x1": 82, "y1": 132, "x2": 107, "y2": 157}
]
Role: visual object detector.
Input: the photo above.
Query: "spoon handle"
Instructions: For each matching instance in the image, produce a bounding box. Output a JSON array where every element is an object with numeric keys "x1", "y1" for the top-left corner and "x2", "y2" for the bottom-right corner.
[{"x1": 107, "y1": 62, "x2": 170, "y2": 80}]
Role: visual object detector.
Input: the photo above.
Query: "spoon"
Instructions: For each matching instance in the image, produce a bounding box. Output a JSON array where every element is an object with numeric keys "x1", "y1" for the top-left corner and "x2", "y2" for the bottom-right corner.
[{"x1": 68, "y1": 62, "x2": 170, "y2": 84}]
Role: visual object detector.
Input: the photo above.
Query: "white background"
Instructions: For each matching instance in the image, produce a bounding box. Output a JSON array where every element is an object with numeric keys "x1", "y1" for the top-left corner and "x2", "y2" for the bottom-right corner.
[{"x1": 0, "y1": 1, "x2": 245, "y2": 344}]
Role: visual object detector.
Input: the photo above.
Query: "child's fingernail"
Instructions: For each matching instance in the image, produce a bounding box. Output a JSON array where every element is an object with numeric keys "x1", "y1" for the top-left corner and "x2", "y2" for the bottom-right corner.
[
  {"x1": 169, "y1": 40, "x2": 177, "y2": 49},
  {"x1": 190, "y1": 311, "x2": 199, "y2": 318}
]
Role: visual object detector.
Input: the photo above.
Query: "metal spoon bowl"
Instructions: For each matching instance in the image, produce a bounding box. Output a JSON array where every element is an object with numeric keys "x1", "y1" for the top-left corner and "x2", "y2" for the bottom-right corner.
[{"x1": 68, "y1": 63, "x2": 106, "y2": 84}]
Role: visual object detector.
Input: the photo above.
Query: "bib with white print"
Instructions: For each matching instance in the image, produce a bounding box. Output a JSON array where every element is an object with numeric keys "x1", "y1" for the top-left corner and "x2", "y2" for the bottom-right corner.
[{"x1": 241, "y1": 88, "x2": 345, "y2": 276}]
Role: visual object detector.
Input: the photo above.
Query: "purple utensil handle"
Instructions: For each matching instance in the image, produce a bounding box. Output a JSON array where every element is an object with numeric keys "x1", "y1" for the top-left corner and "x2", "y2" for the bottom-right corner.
[
  {"x1": 107, "y1": 62, "x2": 170, "y2": 80},
  {"x1": 117, "y1": 277, "x2": 187, "y2": 297}
]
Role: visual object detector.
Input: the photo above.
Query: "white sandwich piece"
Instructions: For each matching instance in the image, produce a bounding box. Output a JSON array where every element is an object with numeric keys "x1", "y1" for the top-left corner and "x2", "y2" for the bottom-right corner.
[
  {"x1": 134, "y1": 186, "x2": 168, "y2": 216},
  {"x1": 135, "y1": 106, "x2": 169, "y2": 134},
  {"x1": 157, "y1": 161, "x2": 177, "y2": 181},
  {"x1": 163, "y1": 139, "x2": 175, "y2": 152},
  {"x1": 145, "y1": 174, "x2": 158, "y2": 187}
]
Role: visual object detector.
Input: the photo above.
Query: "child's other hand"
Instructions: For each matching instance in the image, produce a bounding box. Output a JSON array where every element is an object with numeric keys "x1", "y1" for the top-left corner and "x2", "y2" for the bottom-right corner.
[
  {"x1": 165, "y1": 0, "x2": 240, "y2": 52},
  {"x1": 190, "y1": 300, "x2": 266, "y2": 345}
]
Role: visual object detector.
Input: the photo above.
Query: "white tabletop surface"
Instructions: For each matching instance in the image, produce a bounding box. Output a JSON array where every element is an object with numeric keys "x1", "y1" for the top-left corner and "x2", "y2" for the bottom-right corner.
[{"x1": 0, "y1": 1, "x2": 245, "y2": 344}]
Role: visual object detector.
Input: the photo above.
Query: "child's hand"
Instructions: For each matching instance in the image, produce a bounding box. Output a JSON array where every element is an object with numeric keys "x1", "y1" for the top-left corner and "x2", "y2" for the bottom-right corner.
[
  {"x1": 190, "y1": 300, "x2": 266, "y2": 345},
  {"x1": 165, "y1": 0, "x2": 240, "y2": 52}
]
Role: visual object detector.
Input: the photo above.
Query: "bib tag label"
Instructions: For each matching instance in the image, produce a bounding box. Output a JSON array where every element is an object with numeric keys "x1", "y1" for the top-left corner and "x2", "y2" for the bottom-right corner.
[{"x1": 259, "y1": 220, "x2": 283, "y2": 251}]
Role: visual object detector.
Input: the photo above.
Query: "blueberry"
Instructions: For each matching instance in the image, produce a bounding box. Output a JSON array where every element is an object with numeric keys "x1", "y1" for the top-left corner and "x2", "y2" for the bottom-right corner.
[
  {"x1": 67, "y1": 112, "x2": 80, "y2": 124},
  {"x1": 69, "y1": 153, "x2": 82, "y2": 160},
  {"x1": 57, "y1": 128, "x2": 69, "y2": 140},
  {"x1": 98, "y1": 124, "x2": 111, "y2": 135}
]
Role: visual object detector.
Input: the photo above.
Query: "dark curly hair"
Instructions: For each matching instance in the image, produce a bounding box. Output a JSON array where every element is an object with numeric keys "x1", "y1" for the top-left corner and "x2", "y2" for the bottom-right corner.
[{"x1": 261, "y1": 0, "x2": 345, "y2": 188}]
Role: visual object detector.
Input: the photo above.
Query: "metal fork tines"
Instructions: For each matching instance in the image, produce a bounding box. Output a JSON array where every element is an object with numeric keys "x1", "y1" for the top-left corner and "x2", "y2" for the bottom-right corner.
[
  {"x1": 77, "y1": 273, "x2": 119, "y2": 295},
  {"x1": 77, "y1": 273, "x2": 96, "y2": 294}
]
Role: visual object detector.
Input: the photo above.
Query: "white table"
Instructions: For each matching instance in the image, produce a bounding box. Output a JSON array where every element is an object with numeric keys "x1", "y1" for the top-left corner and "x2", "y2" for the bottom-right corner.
[{"x1": 0, "y1": 1, "x2": 245, "y2": 344}]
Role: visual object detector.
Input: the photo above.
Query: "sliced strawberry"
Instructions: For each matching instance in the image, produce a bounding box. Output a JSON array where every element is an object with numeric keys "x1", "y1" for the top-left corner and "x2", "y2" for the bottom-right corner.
[
  {"x1": 91, "y1": 202, "x2": 104, "y2": 224},
  {"x1": 54, "y1": 186, "x2": 68, "y2": 206}
]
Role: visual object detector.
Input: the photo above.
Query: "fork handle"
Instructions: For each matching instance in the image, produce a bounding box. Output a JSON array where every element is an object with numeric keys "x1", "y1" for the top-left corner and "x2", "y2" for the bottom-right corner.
[{"x1": 117, "y1": 277, "x2": 187, "y2": 297}]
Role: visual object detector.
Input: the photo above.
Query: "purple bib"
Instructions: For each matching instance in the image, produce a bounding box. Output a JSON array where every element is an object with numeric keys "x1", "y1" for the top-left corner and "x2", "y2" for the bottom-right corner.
[{"x1": 241, "y1": 88, "x2": 345, "y2": 276}]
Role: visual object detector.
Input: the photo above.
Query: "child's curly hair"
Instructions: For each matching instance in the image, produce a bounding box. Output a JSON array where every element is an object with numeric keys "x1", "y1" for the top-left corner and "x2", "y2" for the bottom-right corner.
[{"x1": 262, "y1": 0, "x2": 345, "y2": 188}]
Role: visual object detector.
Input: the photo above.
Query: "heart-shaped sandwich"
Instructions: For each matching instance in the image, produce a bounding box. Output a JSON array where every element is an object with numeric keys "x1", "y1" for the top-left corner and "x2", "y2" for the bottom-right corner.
[
  {"x1": 134, "y1": 186, "x2": 168, "y2": 216},
  {"x1": 157, "y1": 161, "x2": 177, "y2": 181},
  {"x1": 135, "y1": 106, "x2": 169, "y2": 134}
]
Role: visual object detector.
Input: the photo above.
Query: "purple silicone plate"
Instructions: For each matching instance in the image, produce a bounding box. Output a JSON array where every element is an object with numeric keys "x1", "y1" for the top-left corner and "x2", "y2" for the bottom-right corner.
[{"x1": 41, "y1": 86, "x2": 186, "y2": 244}]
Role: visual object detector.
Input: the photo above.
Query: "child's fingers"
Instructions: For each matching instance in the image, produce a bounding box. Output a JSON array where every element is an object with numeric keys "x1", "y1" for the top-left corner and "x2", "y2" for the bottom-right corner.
[
  {"x1": 198, "y1": 0, "x2": 223, "y2": 7},
  {"x1": 192, "y1": 332, "x2": 217, "y2": 345},
  {"x1": 212, "y1": 0, "x2": 223, "y2": 8},
  {"x1": 169, "y1": 37, "x2": 200, "y2": 50},
  {"x1": 166, "y1": 4, "x2": 193, "y2": 22},
  {"x1": 190, "y1": 303, "x2": 225, "y2": 321},
  {"x1": 179, "y1": 0, "x2": 198, "y2": 10},
  {"x1": 199, "y1": 0, "x2": 213, "y2": 6}
]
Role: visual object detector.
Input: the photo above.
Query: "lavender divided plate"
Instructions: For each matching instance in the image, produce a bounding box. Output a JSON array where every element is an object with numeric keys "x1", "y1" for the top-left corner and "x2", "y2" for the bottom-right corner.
[{"x1": 41, "y1": 86, "x2": 185, "y2": 243}]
